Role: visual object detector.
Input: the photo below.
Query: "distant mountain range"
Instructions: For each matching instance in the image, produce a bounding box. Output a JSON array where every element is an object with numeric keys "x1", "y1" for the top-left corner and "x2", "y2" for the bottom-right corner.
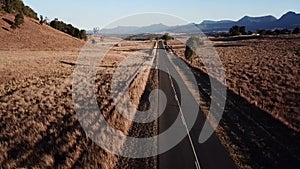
[{"x1": 99, "y1": 11, "x2": 300, "y2": 35}]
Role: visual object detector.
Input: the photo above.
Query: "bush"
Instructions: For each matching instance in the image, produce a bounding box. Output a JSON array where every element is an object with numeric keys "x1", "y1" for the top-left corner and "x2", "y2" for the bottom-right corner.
[{"x1": 184, "y1": 36, "x2": 204, "y2": 61}]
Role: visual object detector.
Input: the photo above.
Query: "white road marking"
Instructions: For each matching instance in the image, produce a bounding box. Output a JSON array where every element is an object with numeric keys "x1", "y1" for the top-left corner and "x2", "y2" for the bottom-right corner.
[{"x1": 166, "y1": 66, "x2": 201, "y2": 169}]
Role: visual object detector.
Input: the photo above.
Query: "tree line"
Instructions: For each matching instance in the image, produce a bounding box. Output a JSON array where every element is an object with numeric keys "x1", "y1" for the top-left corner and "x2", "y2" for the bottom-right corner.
[
  {"x1": 229, "y1": 25, "x2": 300, "y2": 36},
  {"x1": 50, "y1": 18, "x2": 87, "y2": 41},
  {"x1": 0, "y1": 0, "x2": 38, "y2": 20},
  {"x1": 256, "y1": 27, "x2": 299, "y2": 35},
  {"x1": 1, "y1": 0, "x2": 87, "y2": 40}
]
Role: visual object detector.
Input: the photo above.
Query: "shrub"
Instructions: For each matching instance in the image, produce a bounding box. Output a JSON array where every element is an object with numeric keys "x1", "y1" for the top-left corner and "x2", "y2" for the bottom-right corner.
[
  {"x1": 10, "y1": 23, "x2": 17, "y2": 29},
  {"x1": 184, "y1": 36, "x2": 204, "y2": 61}
]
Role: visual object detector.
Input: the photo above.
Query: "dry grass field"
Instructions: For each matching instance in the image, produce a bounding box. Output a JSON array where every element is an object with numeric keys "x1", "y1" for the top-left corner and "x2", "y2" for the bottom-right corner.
[
  {"x1": 0, "y1": 13, "x2": 156, "y2": 168},
  {"x1": 168, "y1": 36, "x2": 300, "y2": 169},
  {"x1": 1, "y1": 11, "x2": 300, "y2": 169},
  {"x1": 0, "y1": 12, "x2": 84, "y2": 51},
  {"x1": 169, "y1": 36, "x2": 300, "y2": 132}
]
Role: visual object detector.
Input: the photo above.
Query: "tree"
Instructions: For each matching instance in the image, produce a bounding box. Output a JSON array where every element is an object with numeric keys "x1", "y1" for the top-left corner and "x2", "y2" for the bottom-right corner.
[
  {"x1": 184, "y1": 36, "x2": 204, "y2": 62},
  {"x1": 229, "y1": 25, "x2": 246, "y2": 36},
  {"x1": 39, "y1": 15, "x2": 46, "y2": 25},
  {"x1": 1, "y1": 0, "x2": 38, "y2": 20},
  {"x1": 229, "y1": 25, "x2": 240, "y2": 36},
  {"x1": 280, "y1": 29, "x2": 290, "y2": 34},
  {"x1": 93, "y1": 27, "x2": 100, "y2": 35},
  {"x1": 161, "y1": 33, "x2": 174, "y2": 41},
  {"x1": 273, "y1": 29, "x2": 280, "y2": 35},
  {"x1": 265, "y1": 30, "x2": 273, "y2": 35},
  {"x1": 49, "y1": 18, "x2": 88, "y2": 41},
  {"x1": 15, "y1": 12, "x2": 24, "y2": 25},
  {"x1": 80, "y1": 30, "x2": 88, "y2": 41},
  {"x1": 4, "y1": 0, "x2": 13, "y2": 13},
  {"x1": 292, "y1": 27, "x2": 300, "y2": 34},
  {"x1": 239, "y1": 26, "x2": 246, "y2": 35},
  {"x1": 22, "y1": 5, "x2": 38, "y2": 20},
  {"x1": 257, "y1": 29, "x2": 266, "y2": 35},
  {"x1": 11, "y1": 12, "x2": 24, "y2": 29}
]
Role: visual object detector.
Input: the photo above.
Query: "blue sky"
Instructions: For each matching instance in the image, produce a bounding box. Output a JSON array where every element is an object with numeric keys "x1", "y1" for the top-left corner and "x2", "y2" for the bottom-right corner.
[{"x1": 23, "y1": 0, "x2": 300, "y2": 30}]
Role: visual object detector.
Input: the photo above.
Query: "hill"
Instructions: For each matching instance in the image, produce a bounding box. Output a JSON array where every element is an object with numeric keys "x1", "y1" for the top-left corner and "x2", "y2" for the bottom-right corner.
[
  {"x1": 0, "y1": 12, "x2": 84, "y2": 51},
  {"x1": 197, "y1": 11, "x2": 300, "y2": 32},
  {"x1": 100, "y1": 11, "x2": 300, "y2": 34},
  {"x1": 276, "y1": 11, "x2": 300, "y2": 29}
]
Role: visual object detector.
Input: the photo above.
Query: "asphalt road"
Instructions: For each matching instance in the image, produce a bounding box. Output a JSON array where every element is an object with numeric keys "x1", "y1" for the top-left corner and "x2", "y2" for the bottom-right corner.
[{"x1": 156, "y1": 41, "x2": 237, "y2": 169}]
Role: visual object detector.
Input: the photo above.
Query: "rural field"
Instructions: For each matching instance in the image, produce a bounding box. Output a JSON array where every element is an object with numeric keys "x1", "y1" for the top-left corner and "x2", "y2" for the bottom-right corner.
[
  {"x1": 1, "y1": 31, "x2": 299, "y2": 168},
  {"x1": 169, "y1": 36, "x2": 300, "y2": 132},
  {"x1": 168, "y1": 36, "x2": 300, "y2": 168},
  {"x1": 0, "y1": 12, "x2": 158, "y2": 168},
  {"x1": 0, "y1": 38, "x2": 156, "y2": 168}
]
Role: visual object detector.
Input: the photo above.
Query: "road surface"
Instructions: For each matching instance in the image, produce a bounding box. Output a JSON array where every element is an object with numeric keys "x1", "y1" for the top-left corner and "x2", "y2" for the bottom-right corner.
[{"x1": 156, "y1": 41, "x2": 237, "y2": 169}]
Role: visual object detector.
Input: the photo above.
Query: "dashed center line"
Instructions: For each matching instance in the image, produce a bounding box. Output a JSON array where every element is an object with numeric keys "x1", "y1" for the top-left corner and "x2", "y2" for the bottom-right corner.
[{"x1": 166, "y1": 66, "x2": 201, "y2": 169}]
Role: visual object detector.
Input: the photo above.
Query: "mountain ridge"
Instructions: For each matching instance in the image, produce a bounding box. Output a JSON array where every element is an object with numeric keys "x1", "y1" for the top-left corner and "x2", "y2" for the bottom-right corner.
[{"x1": 100, "y1": 11, "x2": 300, "y2": 34}]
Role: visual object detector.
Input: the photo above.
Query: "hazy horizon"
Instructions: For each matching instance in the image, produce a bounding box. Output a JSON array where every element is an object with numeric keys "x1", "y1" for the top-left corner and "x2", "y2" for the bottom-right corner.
[{"x1": 23, "y1": 0, "x2": 300, "y2": 30}]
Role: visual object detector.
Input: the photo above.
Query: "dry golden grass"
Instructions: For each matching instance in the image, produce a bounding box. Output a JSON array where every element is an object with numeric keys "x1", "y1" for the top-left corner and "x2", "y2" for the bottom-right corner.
[
  {"x1": 168, "y1": 36, "x2": 300, "y2": 169},
  {"x1": 0, "y1": 37, "x2": 155, "y2": 168},
  {"x1": 0, "y1": 13, "x2": 84, "y2": 51},
  {"x1": 169, "y1": 37, "x2": 300, "y2": 132}
]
